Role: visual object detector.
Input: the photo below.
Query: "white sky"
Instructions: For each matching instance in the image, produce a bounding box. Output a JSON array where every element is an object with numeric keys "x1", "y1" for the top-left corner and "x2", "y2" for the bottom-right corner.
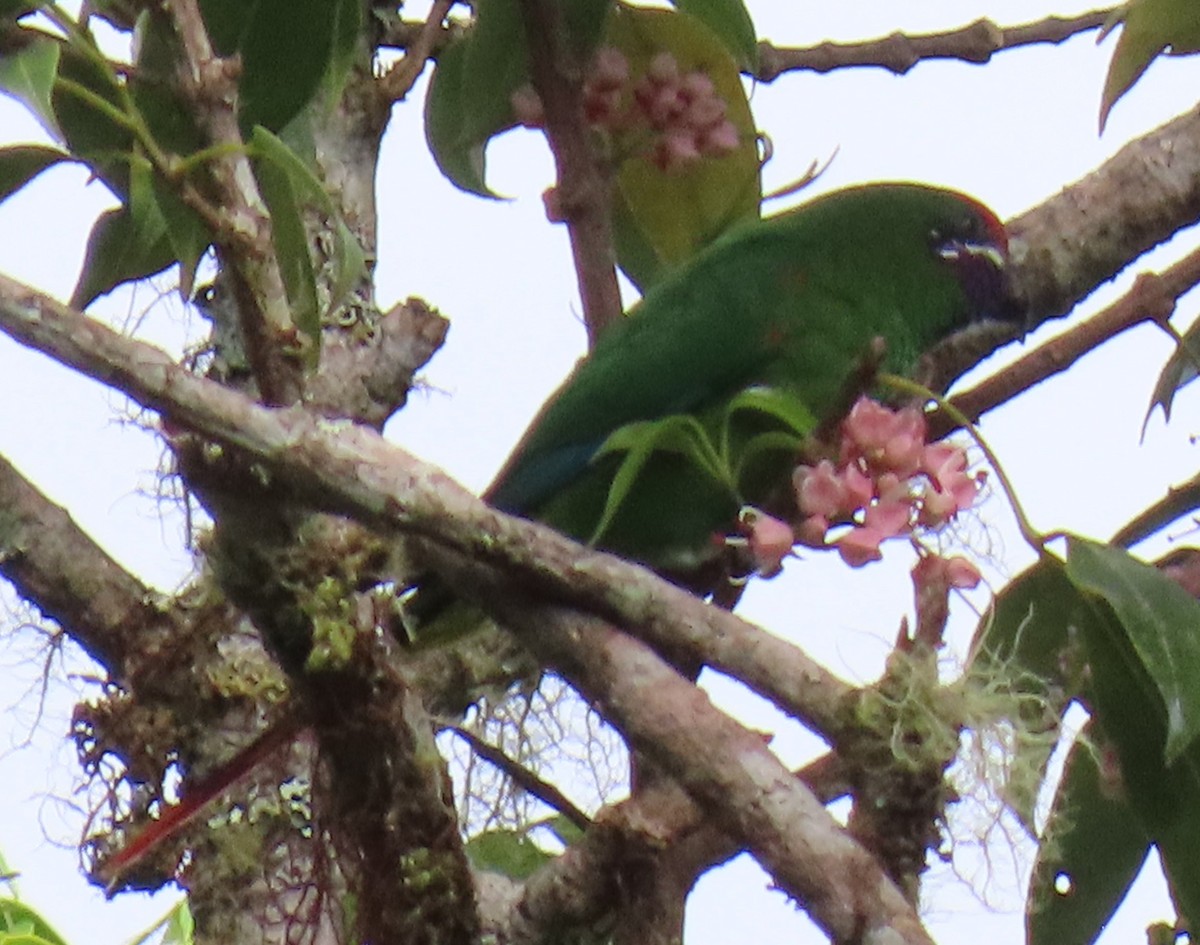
[{"x1": 2, "y1": 1, "x2": 1200, "y2": 943}]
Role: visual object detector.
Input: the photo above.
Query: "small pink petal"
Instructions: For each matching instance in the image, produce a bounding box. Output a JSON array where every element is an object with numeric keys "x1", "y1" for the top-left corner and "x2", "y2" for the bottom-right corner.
[
  {"x1": 590, "y1": 47, "x2": 630, "y2": 90},
  {"x1": 684, "y1": 95, "x2": 726, "y2": 130},
  {"x1": 863, "y1": 498, "x2": 913, "y2": 538},
  {"x1": 646, "y1": 51, "x2": 680, "y2": 85},
  {"x1": 698, "y1": 119, "x2": 740, "y2": 155},
  {"x1": 875, "y1": 472, "x2": 909, "y2": 504},
  {"x1": 843, "y1": 397, "x2": 896, "y2": 457},
  {"x1": 679, "y1": 71, "x2": 715, "y2": 101},
  {"x1": 646, "y1": 85, "x2": 687, "y2": 128},
  {"x1": 796, "y1": 515, "x2": 830, "y2": 547},
  {"x1": 795, "y1": 460, "x2": 846, "y2": 518},
  {"x1": 919, "y1": 485, "x2": 958, "y2": 527},
  {"x1": 944, "y1": 556, "x2": 983, "y2": 589},
  {"x1": 841, "y1": 462, "x2": 875, "y2": 510},
  {"x1": 837, "y1": 527, "x2": 886, "y2": 567},
  {"x1": 739, "y1": 508, "x2": 795, "y2": 578},
  {"x1": 921, "y1": 442, "x2": 979, "y2": 512},
  {"x1": 653, "y1": 129, "x2": 701, "y2": 171}
]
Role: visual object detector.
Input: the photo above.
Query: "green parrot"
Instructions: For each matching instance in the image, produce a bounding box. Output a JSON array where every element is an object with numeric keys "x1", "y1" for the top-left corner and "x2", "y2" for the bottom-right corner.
[{"x1": 406, "y1": 182, "x2": 1014, "y2": 629}]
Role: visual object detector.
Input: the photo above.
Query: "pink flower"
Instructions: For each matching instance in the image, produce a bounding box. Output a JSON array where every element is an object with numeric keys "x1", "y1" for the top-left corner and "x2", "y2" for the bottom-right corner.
[
  {"x1": 862, "y1": 497, "x2": 912, "y2": 539},
  {"x1": 590, "y1": 47, "x2": 630, "y2": 91},
  {"x1": 646, "y1": 85, "x2": 688, "y2": 129},
  {"x1": 841, "y1": 398, "x2": 926, "y2": 475},
  {"x1": 698, "y1": 120, "x2": 740, "y2": 155},
  {"x1": 654, "y1": 129, "x2": 701, "y2": 171},
  {"x1": 943, "y1": 556, "x2": 982, "y2": 589},
  {"x1": 795, "y1": 459, "x2": 846, "y2": 518},
  {"x1": 683, "y1": 94, "x2": 726, "y2": 131},
  {"x1": 919, "y1": 484, "x2": 959, "y2": 527},
  {"x1": 646, "y1": 51, "x2": 680, "y2": 85},
  {"x1": 842, "y1": 462, "x2": 875, "y2": 510},
  {"x1": 836, "y1": 527, "x2": 887, "y2": 567},
  {"x1": 739, "y1": 508, "x2": 796, "y2": 578},
  {"x1": 796, "y1": 514, "x2": 830, "y2": 547},
  {"x1": 678, "y1": 71, "x2": 715, "y2": 102},
  {"x1": 912, "y1": 553, "x2": 982, "y2": 590},
  {"x1": 921, "y1": 442, "x2": 980, "y2": 515}
]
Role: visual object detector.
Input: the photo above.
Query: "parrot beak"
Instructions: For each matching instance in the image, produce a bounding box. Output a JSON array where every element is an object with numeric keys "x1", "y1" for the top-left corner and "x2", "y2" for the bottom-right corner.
[{"x1": 937, "y1": 236, "x2": 1023, "y2": 331}]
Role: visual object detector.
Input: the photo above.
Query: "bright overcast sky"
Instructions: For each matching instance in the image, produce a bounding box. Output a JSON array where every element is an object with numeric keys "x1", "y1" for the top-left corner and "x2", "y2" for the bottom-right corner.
[{"x1": 3, "y1": 2, "x2": 1200, "y2": 943}]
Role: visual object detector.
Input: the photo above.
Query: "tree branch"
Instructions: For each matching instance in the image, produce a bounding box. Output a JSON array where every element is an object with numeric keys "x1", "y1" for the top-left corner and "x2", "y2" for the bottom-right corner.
[
  {"x1": 377, "y1": 0, "x2": 454, "y2": 103},
  {"x1": 518, "y1": 0, "x2": 623, "y2": 347},
  {"x1": 470, "y1": 593, "x2": 931, "y2": 945},
  {"x1": 0, "y1": 272, "x2": 854, "y2": 737},
  {"x1": 1007, "y1": 103, "x2": 1200, "y2": 331},
  {"x1": 947, "y1": 245, "x2": 1200, "y2": 428},
  {"x1": 0, "y1": 451, "x2": 178, "y2": 679},
  {"x1": 447, "y1": 724, "x2": 592, "y2": 832},
  {"x1": 755, "y1": 8, "x2": 1115, "y2": 82},
  {"x1": 163, "y1": 0, "x2": 302, "y2": 404},
  {"x1": 1112, "y1": 470, "x2": 1200, "y2": 548}
]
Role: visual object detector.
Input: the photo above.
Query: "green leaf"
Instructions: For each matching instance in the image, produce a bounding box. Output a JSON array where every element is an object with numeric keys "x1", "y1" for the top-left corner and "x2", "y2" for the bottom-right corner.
[
  {"x1": 424, "y1": 0, "x2": 610, "y2": 196},
  {"x1": 0, "y1": 144, "x2": 69, "y2": 204},
  {"x1": 1066, "y1": 538, "x2": 1200, "y2": 764},
  {"x1": 465, "y1": 829, "x2": 553, "y2": 880},
  {"x1": 591, "y1": 414, "x2": 732, "y2": 544},
  {"x1": 423, "y1": 0, "x2": 527, "y2": 198},
  {"x1": 161, "y1": 900, "x2": 194, "y2": 945},
  {"x1": 1027, "y1": 730, "x2": 1151, "y2": 945},
  {"x1": 1062, "y1": 537, "x2": 1200, "y2": 928},
  {"x1": 198, "y1": 0, "x2": 354, "y2": 132},
  {"x1": 148, "y1": 173, "x2": 210, "y2": 299},
  {"x1": 249, "y1": 128, "x2": 319, "y2": 354},
  {"x1": 70, "y1": 200, "x2": 174, "y2": 309},
  {"x1": 324, "y1": 0, "x2": 364, "y2": 103},
  {"x1": 1145, "y1": 317, "x2": 1200, "y2": 425},
  {"x1": 723, "y1": 386, "x2": 817, "y2": 439},
  {"x1": 127, "y1": 9, "x2": 205, "y2": 158},
  {"x1": 0, "y1": 33, "x2": 61, "y2": 138},
  {"x1": 0, "y1": 2, "x2": 41, "y2": 20},
  {"x1": 249, "y1": 125, "x2": 366, "y2": 339},
  {"x1": 1099, "y1": 0, "x2": 1200, "y2": 130},
  {"x1": 543, "y1": 814, "x2": 586, "y2": 848},
  {"x1": 670, "y1": 0, "x2": 757, "y2": 70},
  {"x1": 0, "y1": 897, "x2": 69, "y2": 945},
  {"x1": 606, "y1": 4, "x2": 760, "y2": 290},
  {"x1": 51, "y1": 44, "x2": 134, "y2": 194}
]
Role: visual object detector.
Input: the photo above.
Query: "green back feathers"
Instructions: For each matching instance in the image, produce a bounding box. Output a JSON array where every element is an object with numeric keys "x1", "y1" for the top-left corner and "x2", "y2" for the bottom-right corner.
[{"x1": 487, "y1": 183, "x2": 1009, "y2": 530}]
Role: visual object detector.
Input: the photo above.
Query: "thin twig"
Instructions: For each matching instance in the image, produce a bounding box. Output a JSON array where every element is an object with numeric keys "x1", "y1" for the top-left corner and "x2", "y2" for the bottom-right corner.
[
  {"x1": 946, "y1": 244, "x2": 1200, "y2": 427},
  {"x1": 377, "y1": 0, "x2": 455, "y2": 103},
  {"x1": 1112, "y1": 472, "x2": 1200, "y2": 549},
  {"x1": 447, "y1": 725, "x2": 592, "y2": 832},
  {"x1": 756, "y1": 9, "x2": 1115, "y2": 82}
]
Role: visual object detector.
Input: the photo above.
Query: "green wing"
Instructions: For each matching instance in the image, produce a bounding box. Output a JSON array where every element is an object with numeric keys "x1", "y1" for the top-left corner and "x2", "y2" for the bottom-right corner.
[{"x1": 486, "y1": 183, "x2": 1003, "y2": 543}]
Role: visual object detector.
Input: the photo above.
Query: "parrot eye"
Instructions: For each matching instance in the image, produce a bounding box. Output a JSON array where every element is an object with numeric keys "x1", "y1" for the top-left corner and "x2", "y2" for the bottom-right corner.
[{"x1": 934, "y1": 236, "x2": 1013, "y2": 324}]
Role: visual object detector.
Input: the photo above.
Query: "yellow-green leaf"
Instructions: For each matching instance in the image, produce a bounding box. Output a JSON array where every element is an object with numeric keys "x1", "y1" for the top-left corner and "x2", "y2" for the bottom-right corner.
[
  {"x1": 0, "y1": 33, "x2": 60, "y2": 139},
  {"x1": 1099, "y1": 0, "x2": 1200, "y2": 130},
  {"x1": 606, "y1": 4, "x2": 760, "y2": 290}
]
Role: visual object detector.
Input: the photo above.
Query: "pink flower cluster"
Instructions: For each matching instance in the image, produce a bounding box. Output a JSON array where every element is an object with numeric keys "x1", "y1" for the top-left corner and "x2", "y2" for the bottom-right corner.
[
  {"x1": 793, "y1": 397, "x2": 985, "y2": 568},
  {"x1": 512, "y1": 48, "x2": 740, "y2": 174}
]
